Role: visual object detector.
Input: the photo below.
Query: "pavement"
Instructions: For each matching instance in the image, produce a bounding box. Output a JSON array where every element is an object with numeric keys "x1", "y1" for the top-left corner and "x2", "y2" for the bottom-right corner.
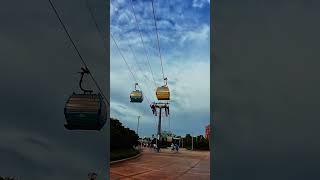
[{"x1": 110, "y1": 147, "x2": 210, "y2": 180}]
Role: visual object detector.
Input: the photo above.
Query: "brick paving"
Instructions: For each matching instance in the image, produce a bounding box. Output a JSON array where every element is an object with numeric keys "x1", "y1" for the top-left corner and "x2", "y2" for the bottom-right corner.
[{"x1": 110, "y1": 148, "x2": 210, "y2": 180}]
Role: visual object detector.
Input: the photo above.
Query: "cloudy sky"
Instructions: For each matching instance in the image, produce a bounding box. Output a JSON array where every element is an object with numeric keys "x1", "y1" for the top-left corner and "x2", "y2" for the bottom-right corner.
[
  {"x1": 0, "y1": 0, "x2": 108, "y2": 179},
  {"x1": 213, "y1": 0, "x2": 320, "y2": 179},
  {"x1": 110, "y1": 0, "x2": 210, "y2": 137}
]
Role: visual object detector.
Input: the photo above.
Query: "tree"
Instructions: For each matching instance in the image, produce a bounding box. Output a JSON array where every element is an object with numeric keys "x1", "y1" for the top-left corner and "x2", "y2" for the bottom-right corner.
[
  {"x1": 182, "y1": 134, "x2": 209, "y2": 150},
  {"x1": 110, "y1": 118, "x2": 139, "y2": 150}
]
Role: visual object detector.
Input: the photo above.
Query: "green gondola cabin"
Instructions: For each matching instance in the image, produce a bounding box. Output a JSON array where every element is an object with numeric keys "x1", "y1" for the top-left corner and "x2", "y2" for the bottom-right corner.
[
  {"x1": 130, "y1": 83, "x2": 143, "y2": 103},
  {"x1": 130, "y1": 90, "x2": 143, "y2": 103},
  {"x1": 64, "y1": 93, "x2": 107, "y2": 130},
  {"x1": 64, "y1": 67, "x2": 107, "y2": 131}
]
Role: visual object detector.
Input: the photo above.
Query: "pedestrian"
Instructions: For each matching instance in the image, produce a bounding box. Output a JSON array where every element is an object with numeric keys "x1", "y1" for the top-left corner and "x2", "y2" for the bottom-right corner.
[
  {"x1": 153, "y1": 143, "x2": 157, "y2": 152},
  {"x1": 88, "y1": 172, "x2": 97, "y2": 180}
]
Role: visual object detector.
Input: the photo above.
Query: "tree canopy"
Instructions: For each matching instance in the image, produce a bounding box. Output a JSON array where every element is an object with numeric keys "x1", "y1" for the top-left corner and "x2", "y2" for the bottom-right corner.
[{"x1": 110, "y1": 118, "x2": 139, "y2": 150}]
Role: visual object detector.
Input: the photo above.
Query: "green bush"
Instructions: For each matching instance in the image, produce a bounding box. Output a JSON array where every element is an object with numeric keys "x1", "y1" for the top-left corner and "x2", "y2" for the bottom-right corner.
[
  {"x1": 110, "y1": 148, "x2": 140, "y2": 161},
  {"x1": 110, "y1": 118, "x2": 139, "y2": 150}
]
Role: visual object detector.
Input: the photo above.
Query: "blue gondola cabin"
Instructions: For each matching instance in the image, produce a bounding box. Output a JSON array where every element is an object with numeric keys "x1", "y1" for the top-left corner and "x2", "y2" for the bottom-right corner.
[
  {"x1": 64, "y1": 93, "x2": 107, "y2": 130},
  {"x1": 130, "y1": 90, "x2": 143, "y2": 103}
]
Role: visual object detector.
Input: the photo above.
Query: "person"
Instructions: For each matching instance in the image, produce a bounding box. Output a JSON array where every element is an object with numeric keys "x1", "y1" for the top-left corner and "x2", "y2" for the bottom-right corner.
[
  {"x1": 153, "y1": 143, "x2": 157, "y2": 152},
  {"x1": 171, "y1": 143, "x2": 174, "y2": 151},
  {"x1": 175, "y1": 143, "x2": 179, "y2": 152},
  {"x1": 88, "y1": 172, "x2": 97, "y2": 180},
  {"x1": 0, "y1": 177, "x2": 15, "y2": 180}
]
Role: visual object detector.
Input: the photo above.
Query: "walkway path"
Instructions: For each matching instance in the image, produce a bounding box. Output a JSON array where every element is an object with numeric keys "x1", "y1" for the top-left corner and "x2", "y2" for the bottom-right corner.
[{"x1": 110, "y1": 148, "x2": 210, "y2": 180}]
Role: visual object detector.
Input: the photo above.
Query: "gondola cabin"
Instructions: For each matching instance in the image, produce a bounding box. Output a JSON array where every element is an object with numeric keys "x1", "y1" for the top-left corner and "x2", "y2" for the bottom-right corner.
[
  {"x1": 156, "y1": 86, "x2": 170, "y2": 100},
  {"x1": 130, "y1": 90, "x2": 143, "y2": 103},
  {"x1": 64, "y1": 93, "x2": 107, "y2": 130}
]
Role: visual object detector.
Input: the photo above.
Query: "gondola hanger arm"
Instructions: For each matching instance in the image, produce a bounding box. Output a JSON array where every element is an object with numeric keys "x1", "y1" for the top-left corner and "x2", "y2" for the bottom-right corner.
[
  {"x1": 164, "y1": 77, "x2": 167, "y2": 86},
  {"x1": 78, "y1": 67, "x2": 93, "y2": 94},
  {"x1": 135, "y1": 82, "x2": 138, "y2": 90}
]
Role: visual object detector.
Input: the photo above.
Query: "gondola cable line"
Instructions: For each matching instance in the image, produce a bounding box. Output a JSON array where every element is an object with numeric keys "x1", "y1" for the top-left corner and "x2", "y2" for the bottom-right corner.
[
  {"x1": 127, "y1": 44, "x2": 157, "y2": 102},
  {"x1": 87, "y1": 0, "x2": 159, "y2": 110},
  {"x1": 48, "y1": 0, "x2": 109, "y2": 176},
  {"x1": 48, "y1": 0, "x2": 109, "y2": 132},
  {"x1": 129, "y1": 0, "x2": 157, "y2": 89},
  {"x1": 114, "y1": 0, "x2": 171, "y2": 141},
  {"x1": 112, "y1": 1, "x2": 158, "y2": 93},
  {"x1": 85, "y1": 0, "x2": 156, "y2": 114},
  {"x1": 112, "y1": 35, "x2": 156, "y2": 102},
  {"x1": 110, "y1": 33, "x2": 156, "y2": 128},
  {"x1": 151, "y1": 0, "x2": 165, "y2": 81},
  {"x1": 111, "y1": 33, "x2": 153, "y2": 105},
  {"x1": 150, "y1": 0, "x2": 170, "y2": 101},
  {"x1": 85, "y1": 0, "x2": 154, "y2": 106},
  {"x1": 101, "y1": 2, "x2": 157, "y2": 129},
  {"x1": 48, "y1": 0, "x2": 109, "y2": 105},
  {"x1": 85, "y1": 0, "x2": 108, "y2": 56},
  {"x1": 113, "y1": 0, "x2": 171, "y2": 101}
]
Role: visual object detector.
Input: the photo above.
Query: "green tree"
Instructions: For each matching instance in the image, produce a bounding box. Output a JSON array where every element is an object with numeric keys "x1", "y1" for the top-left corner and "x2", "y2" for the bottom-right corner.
[{"x1": 110, "y1": 118, "x2": 139, "y2": 150}]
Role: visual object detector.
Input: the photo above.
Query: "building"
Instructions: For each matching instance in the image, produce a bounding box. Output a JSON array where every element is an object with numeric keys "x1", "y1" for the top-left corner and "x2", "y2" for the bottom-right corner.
[{"x1": 205, "y1": 124, "x2": 211, "y2": 140}]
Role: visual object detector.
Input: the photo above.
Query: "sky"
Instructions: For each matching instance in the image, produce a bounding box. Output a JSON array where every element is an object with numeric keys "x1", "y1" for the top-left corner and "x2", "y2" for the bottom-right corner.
[
  {"x1": 0, "y1": 0, "x2": 109, "y2": 179},
  {"x1": 110, "y1": 0, "x2": 211, "y2": 138},
  {"x1": 213, "y1": 0, "x2": 320, "y2": 179},
  {"x1": 1, "y1": 0, "x2": 320, "y2": 179}
]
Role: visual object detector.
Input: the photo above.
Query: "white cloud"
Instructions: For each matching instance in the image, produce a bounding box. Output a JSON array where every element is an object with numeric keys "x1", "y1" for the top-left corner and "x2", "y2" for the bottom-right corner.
[
  {"x1": 110, "y1": 0, "x2": 210, "y2": 136},
  {"x1": 110, "y1": 46, "x2": 210, "y2": 136},
  {"x1": 192, "y1": 0, "x2": 210, "y2": 8},
  {"x1": 180, "y1": 24, "x2": 210, "y2": 44}
]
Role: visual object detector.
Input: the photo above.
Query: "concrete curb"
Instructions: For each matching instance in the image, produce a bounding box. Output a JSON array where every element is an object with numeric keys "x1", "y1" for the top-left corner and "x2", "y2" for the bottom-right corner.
[{"x1": 110, "y1": 151, "x2": 142, "y2": 165}]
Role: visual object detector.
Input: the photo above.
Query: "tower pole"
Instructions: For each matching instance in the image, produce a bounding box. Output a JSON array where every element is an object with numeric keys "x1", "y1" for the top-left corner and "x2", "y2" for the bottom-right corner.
[{"x1": 157, "y1": 107, "x2": 162, "y2": 141}]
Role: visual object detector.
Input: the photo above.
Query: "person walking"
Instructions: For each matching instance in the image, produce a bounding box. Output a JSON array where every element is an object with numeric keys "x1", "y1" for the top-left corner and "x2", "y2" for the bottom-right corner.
[
  {"x1": 88, "y1": 172, "x2": 97, "y2": 180},
  {"x1": 157, "y1": 144, "x2": 160, "y2": 152},
  {"x1": 153, "y1": 143, "x2": 157, "y2": 152}
]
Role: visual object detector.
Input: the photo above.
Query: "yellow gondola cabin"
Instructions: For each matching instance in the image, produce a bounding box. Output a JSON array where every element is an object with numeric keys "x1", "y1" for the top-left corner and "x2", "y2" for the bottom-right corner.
[{"x1": 156, "y1": 78, "x2": 170, "y2": 100}]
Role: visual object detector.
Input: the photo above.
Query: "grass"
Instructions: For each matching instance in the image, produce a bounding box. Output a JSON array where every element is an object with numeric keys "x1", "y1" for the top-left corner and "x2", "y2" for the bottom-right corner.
[{"x1": 110, "y1": 148, "x2": 140, "y2": 161}]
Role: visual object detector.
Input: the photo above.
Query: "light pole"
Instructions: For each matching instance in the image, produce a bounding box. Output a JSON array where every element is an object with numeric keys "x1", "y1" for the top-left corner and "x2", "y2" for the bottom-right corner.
[
  {"x1": 191, "y1": 133, "x2": 194, "y2": 151},
  {"x1": 182, "y1": 138, "x2": 184, "y2": 148},
  {"x1": 137, "y1": 115, "x2": 141, "y2": 149},
  {"x1": 137, "y1": 115, "x2": 140, "y2": 136}
]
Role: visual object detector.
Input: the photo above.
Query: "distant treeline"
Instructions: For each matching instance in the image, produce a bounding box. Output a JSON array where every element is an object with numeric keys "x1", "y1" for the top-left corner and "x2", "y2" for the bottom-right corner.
[
  {"x1": 146, "y1": 132, "x2": 210, "y2": 150},
  {"x1": 183, "y1": 134, "x2": 210, "y2": 150}
]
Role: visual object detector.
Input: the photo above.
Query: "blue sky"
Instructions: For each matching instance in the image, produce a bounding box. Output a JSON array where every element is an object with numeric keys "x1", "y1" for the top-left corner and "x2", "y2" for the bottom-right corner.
[{"x1": 110, "y1": 0, "x2": 210, "y2": 137}]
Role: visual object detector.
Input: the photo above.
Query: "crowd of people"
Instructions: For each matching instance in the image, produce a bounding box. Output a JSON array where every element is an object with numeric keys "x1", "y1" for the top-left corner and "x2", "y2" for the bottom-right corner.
[
  {"x1": 141, "y1": 142, "x2": 180, "y2": 153},
  {"x1": 170, "y1": 143, "x2": 179, "y2": 152}
]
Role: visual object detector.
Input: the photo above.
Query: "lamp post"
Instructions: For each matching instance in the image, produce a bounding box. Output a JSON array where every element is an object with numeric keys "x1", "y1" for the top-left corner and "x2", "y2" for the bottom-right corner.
[
  {"x1": 137, "y1": 115, "x2": 140, "y2": 136},
  {"x1": 137, "y1": 116, "x2": 141, "y2": 149},
  {"x1": 191, "y1": 133, "x2": 194, "y2": 151}
]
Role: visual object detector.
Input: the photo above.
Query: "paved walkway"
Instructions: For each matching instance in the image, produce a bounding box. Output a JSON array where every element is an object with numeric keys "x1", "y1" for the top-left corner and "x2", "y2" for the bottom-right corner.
[{"x1": 110, "y1": 148, "x2": 210, "y2": 180}]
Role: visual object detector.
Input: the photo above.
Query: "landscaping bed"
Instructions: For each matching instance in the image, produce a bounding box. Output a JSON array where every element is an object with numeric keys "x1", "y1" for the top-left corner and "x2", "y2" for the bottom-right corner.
[{"x1": 110, "y1": 148, "x2": 140, "y2": 162}]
